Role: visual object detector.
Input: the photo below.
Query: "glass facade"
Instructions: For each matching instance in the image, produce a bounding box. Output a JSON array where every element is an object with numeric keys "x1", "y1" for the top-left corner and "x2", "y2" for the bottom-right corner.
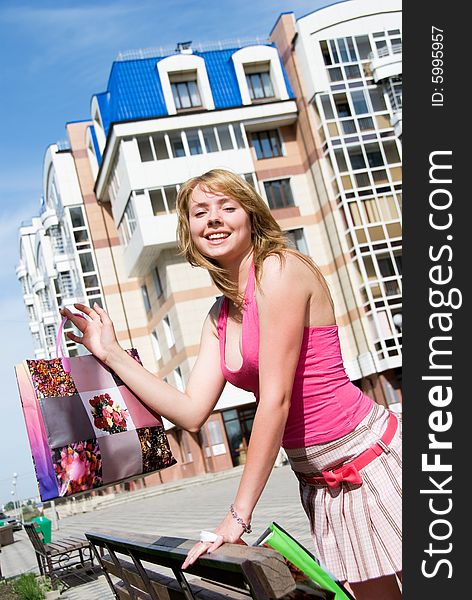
[{"x1": 316, "y1": 30, "x2": 403, "y2": 362}]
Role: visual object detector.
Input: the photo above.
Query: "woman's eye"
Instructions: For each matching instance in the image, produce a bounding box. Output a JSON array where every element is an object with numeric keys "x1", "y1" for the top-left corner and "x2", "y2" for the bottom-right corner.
[
  {"x1": 223, "y1": 207, "x2": 236, "y2": 212},
  {"x1": 194, "y1": 211, "x2": 206, "y2": 217}
]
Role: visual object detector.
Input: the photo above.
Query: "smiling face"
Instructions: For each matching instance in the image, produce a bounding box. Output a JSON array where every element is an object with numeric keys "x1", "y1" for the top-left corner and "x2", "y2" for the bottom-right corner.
[{"x1": 188, "y1": 184, "x2": 253, "y2": 267}]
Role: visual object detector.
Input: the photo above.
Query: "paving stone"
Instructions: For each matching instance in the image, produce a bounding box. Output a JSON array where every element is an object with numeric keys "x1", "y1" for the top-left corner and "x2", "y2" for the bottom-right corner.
[{"x1": 1, "y1": 465, "x2": 311, "y2": 599}]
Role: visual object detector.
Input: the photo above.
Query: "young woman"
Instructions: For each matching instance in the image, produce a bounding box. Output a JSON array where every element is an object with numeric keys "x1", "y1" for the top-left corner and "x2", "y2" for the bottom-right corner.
[{"x1": 61, "y1": 169, "x2": 402, "y2": 599}]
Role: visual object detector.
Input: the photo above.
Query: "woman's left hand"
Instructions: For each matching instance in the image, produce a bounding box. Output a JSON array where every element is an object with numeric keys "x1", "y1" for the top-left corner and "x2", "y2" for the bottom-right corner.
[{"x1": 181, "y1": 511, "x2": 247, "y2": 569}]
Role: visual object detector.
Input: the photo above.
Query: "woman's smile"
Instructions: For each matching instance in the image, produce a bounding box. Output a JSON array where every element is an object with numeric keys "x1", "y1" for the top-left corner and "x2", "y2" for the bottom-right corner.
[{"x1": 189, "y1": 185, "x2": 252, "y2": 265}]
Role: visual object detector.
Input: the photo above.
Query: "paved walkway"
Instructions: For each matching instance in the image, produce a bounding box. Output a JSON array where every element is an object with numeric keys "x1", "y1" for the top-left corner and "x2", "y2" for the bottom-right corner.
[{"x1": 0, "y1": 464, "x2": 311, "y2": 599}]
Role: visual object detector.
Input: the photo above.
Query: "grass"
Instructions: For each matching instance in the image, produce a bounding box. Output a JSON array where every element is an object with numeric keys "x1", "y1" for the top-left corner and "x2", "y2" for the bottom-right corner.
[
  {"x1": 0, "y1": 574, "x2": 59, "y2": 600},
  {"x1": 0, "y1": 580, "x2": 20, "y2": 600}
]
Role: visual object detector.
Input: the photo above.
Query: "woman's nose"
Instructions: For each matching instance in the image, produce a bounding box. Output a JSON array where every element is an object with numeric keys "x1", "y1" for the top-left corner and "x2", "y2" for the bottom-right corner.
[{"x1": 207, "y1": 208, "x2": 222, "y2": 225}]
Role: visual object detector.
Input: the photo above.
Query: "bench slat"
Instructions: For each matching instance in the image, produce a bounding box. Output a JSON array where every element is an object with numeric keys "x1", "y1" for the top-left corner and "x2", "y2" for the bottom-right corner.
[{"x1": 87, "y1": 531, "x2": 296, "y2": 600}]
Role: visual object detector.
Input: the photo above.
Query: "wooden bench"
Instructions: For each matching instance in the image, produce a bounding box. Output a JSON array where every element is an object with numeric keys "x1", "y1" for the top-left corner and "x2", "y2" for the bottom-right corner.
[
  {"x1": 24, "y1": 522, "x2": 95, "y2": 589},
  {"x1": 86, "y1": 530, "x2": 335, "y2": 600}
]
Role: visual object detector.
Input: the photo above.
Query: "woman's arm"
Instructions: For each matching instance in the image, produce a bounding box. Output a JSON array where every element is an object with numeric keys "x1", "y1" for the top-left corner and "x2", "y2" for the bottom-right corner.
[
  {"x1": 61, "y1": 302, "x2": 226, "y2": 432},
  {"x1": 182, "y1": 254, "x2": 310, "y2": 567}
]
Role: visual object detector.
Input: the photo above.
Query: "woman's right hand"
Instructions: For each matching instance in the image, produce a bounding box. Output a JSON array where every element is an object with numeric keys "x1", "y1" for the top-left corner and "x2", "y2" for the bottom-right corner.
[{"x1": 60, "y1": 303, "x2": 122, "y2": 364}]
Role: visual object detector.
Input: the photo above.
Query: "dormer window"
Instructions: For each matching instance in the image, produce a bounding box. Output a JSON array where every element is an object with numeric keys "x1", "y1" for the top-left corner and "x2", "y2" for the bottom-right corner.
[
  {"x1": 232, "y1": 46, "x2": 289, "y2": 106},
  {"x1": 245, "y1": 63, "x2": 274, "y2": 101},
  {"x1": 170, "y1": 72, "x2": 202, "y2": 110},
  {"x1": 157, "y1": 54, "x2": 214, "y2": 115}
]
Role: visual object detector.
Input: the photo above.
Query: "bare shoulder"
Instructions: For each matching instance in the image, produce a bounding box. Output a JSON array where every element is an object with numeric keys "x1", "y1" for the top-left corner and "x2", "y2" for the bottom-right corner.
[
  {"x1": 259, "y1": 252, "x2": 319, "y2": 295},
  {"x1": 206, "y1": 296, "x2": 225, "y2": 337}
]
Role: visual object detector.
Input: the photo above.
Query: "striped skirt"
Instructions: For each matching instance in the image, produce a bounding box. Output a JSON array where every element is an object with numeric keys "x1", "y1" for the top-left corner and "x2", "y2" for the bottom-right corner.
[{"x1": 285, "y1": 403, "x2": 402, "y2": 583}]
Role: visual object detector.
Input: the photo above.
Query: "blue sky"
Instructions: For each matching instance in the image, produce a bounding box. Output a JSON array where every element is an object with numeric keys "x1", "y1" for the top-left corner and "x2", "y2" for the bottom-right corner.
[{"x1": 0, "y1": 0, "x2": 335, "y2": 505}]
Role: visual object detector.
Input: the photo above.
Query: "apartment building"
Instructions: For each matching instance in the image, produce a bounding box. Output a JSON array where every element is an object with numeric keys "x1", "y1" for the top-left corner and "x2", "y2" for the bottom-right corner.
[
  {"x1": 88, "y1": 38, "x2": 357, "y2": 473},
  {"x1": 18, "y1": 1, "x2": 403, "y2": 490},
  {"x1": 16, "y1": 142, "x2": 105, "y2": 360},
  {"x1": 270, "y1": 0, "x2": 402, "y2": 407}
]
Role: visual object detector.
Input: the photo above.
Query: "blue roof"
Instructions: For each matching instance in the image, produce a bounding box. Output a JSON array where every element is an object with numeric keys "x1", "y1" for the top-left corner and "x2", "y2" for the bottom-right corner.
[{"x1": 94, "y1": 46, "x2": 295, "y2": 136}]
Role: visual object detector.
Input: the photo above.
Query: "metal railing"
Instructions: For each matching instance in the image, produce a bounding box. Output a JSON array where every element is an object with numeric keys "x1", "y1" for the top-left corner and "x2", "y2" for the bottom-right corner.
[
  {"x1": 369, "y1": 43, "x2": 402, "y2": 61},
  {"x1": 116, "y1": 36, "x2": 271, "y2": 61}
]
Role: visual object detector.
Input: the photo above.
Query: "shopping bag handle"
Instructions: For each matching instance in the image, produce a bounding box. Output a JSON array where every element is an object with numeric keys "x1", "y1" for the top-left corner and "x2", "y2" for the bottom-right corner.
[{"x1": 56, "y1": 313, "x2": 86, "y2": 373}]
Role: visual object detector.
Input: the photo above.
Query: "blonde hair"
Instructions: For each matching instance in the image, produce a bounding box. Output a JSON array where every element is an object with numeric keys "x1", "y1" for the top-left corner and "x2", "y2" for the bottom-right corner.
[{"x1": 176, "y1": 169, "x2": 327, "y2": 305}]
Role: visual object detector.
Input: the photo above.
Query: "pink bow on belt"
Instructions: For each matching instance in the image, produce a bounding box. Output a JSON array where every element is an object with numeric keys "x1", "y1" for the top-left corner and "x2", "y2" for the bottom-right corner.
[{"x1": 321, "y1": 464, "x2": 363, "y2": 488}]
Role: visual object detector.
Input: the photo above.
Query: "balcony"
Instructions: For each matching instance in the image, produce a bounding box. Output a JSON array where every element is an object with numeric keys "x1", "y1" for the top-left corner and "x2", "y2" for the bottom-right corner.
[
  {"x1": 391, "y1": 110, "x2": 402, "y2": 139},
  {"x1": 124, "y1": 212, "x2": 178, "y2": 277},
  {"x1": 16, "y1": 261, "x2": 27, "y2": 280},
  {"x1": 32, "y1": 275, "x2": 46, "y2": 293},
  {"x1": 40, "y1": 206, "x2": 58, "y2": 230},
  {"x1": 369, "y1": 46, "x2": 402, "y2": 83}
]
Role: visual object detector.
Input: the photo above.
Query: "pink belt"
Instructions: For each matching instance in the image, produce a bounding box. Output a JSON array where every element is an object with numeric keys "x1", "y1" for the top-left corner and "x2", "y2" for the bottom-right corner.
[{"x1": 297, "y1": 412, "x2": 398, "y2": 489}]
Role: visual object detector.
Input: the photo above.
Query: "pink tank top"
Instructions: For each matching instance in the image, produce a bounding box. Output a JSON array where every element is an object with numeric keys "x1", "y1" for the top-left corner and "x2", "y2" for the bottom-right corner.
[{"x1": 217, "y1": 262, "x2": 374, "y2": 448}]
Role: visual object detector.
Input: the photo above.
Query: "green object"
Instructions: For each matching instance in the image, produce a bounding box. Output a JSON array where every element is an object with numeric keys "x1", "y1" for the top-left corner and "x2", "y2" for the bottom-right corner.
[
  {"x1": 255, "y1": 522, "x2": 354, "y2": 600},
  {"x1": 0, "y1": 520, "x2": 4, "y2": 526},
  {"x1": 32, "y1": 516, "x2": 52, "y2": 543}
]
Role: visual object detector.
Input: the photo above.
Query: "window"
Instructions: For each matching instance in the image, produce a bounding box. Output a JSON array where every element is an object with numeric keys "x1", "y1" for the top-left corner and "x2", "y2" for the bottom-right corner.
[
  {"x1": 355, "y1": 35, "x2": 372, "y2": 59},
  {"x1": 151, "y1": 330, "x2": 161, "y2": 360},
  {"x1": 73, "y1": 229, "x2": 89, "y2": 248},
  {"x1": 44, "y1": 324, "x2": 56, "y2": 348},
  {"x1": 49, "y1": 225, "x2": 65, "y2": 254},
  {"x1": 233, "y1": 124, "x2": 246, "y2": 149},
  {"x1": 345, "y1": 65, "x2": 361, "y2": 79},
  {"x1": 320, "y1": 95, "x2": 334, "y2": 120},
  {"x1": 174, "y1": 367, "x2": 185, "y2": 392},
  {"x1": 285, "y1": 229, "x2": 308, "y2": 255},
  {"x1": 58, "y1": 272, "x2": 74, "y2": 297},
  {"x1": 69, "y1": 207, "x2": 85, "y2": 228},
  {"x1": 365, "y1": 143, "x2": 384, "y2": 168},
  {"x1": 242, "y1": 173, "x2": 257, "y2": 189},
  {"x1": 328, "y1": 67, "x2": 343, "y2": 82},
  {"x1": 320, "y1": 40, "x2": 331, "y2": 65},
  {"x1": 79, "y1": 252, "x2": 95, "y2": 274},
  {"x1": 348, "y1": 147, "x2": 366, "y2": 170},
  {"x1": 383, "y1": 141, "x2": 401, "y2": 165},
  {"x1": 141, "y1": 284, "x2": 151, "y2": 312},
  {"x1": 245, "y1": 63, "x2": 274, "y2": 100},
  {"x1": 369, "y1": 88, "x2": 388, "y2": 112},
  {"x1": 263, "y1": 179, "x2": 295, "y2": 209},
  {"x1": 164, "y1": 186, "x2": 177, "y2": 212},
  {"x1": 38, "y1": 288, "x2": 52, "y2": 311},
  {"x1": 202, "y1": 127, "x2": 218, "y2": 152},
  {"x1": 32, "y1": 332, "x2": 41, "y2": 350},
  {"x1": 186, "y1": 129, "x2": 202, "y2": 155},
  {"x1": 138, "y1": 137, "x2": 154, "y2": 162},
  {"x1": 351, "y1": 90, "x2": 369, "y2": 115},
  {"x1": 334, "y1": 148, "x2": 348, "y2": 172},
  {"x1": 150, "y1": 189, "x2": 165, "y2": 215},
  {"x1": 251, "y1": 130, "x2": 282, "y2": 159},
  {"x1": 169, "y1": 132, "x2": 185, "y2": 157},
  {"x1": 153, "y1": 267, "x2": 163, "y2": 298},
  {"x1": 119, "y1": 196, "x2": 137, "y2": 245},
  {"x1": 152, "y1": 133, "x2": 169, "y2": 160},
  {"x1": 216, "y1": 125, "x2": 233, "y2": 151},
  {"x1": 163, "y1": 316, "x2": 175, "y2": 348},
  {"x1": 334, "y1": 94, "x2": 351, "y2": 117},
  {"x1": 150, "y1": 186, "x2": 178, "y2": 215},
  {"x1": 170, "y1": 76, "x2": 202, "y2": 110}
]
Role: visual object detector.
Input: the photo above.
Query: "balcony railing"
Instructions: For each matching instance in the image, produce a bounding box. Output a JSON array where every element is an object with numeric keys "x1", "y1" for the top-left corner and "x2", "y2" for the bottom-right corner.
[{"x1": 369, "y1": 44, "x2": 402, "y2": 61}]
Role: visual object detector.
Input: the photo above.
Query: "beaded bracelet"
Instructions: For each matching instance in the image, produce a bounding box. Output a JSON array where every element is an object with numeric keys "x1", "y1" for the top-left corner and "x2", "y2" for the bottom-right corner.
[{"x1": 229, "y1": 504, "x2": 252, "y2": 534}]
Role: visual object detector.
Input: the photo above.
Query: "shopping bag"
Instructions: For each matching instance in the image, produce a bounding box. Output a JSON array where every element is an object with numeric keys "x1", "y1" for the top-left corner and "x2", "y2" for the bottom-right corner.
[
  {"x1": 255, "y1": 522, "x2": 354, "y2": 600},
  {"x1": 15, "y1": 317, "x2": 176, "y2": 501}
]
